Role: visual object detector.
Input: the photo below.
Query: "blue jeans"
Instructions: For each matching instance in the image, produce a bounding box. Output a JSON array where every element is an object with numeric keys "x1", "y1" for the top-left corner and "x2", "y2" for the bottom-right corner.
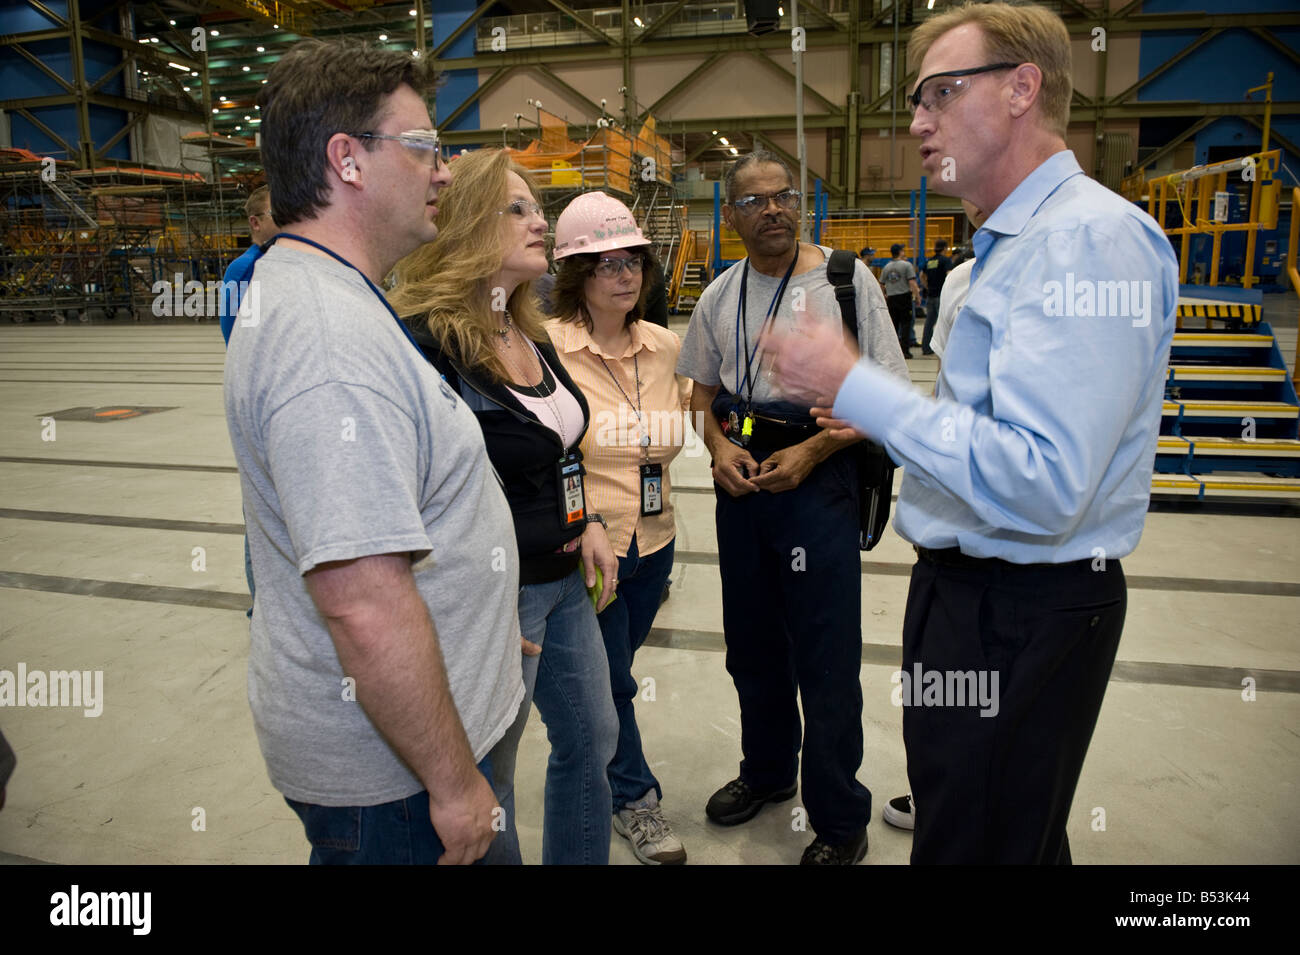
[
  {"x1": 284, "y1": 756, "x2": 501, "y2": 864},
  {"x1": 598, "y1": 534, "x2": 675, "y2": 809},
  {"x1": 485, "y1": 566, "x2": 618, "y2": 865},
  {"x1": 922, "y1": 296, "x2": 941, "y2": 351}
]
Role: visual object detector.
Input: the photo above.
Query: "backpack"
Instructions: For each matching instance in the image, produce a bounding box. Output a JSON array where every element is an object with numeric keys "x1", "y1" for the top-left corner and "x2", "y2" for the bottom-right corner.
[{"x1": 825, "y1": 249, "x2": 897, "y2": 551}]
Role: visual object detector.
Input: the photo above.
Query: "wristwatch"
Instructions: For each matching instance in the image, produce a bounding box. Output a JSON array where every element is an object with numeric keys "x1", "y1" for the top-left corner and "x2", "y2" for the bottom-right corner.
[{"x1": 585, "y1": 512, "x2": 607, "y2": 529}]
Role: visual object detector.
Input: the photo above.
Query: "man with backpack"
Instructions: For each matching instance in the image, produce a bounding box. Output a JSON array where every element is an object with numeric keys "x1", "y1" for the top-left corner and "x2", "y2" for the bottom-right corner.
[{"x1": 677, "y1": 150, "x2": 908, "y2": 864}]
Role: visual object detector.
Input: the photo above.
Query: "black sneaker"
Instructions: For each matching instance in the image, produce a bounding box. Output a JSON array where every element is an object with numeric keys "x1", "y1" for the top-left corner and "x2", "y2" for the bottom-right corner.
[
  {"x1": 800, "y1": 827, "x2": 868, "y2": 865},
  {"x1": 705, "y1": 777, "x2": 797, "y2": 826},
  {"x1": 882, "y1": 793, "x2": 915, "y2": 831}
]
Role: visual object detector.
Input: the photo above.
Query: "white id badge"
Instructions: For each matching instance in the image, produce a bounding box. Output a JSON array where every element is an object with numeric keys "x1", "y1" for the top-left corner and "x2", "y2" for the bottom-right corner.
[{"x1": 640, "y1": 463, "x2": 663, "y2": 516}]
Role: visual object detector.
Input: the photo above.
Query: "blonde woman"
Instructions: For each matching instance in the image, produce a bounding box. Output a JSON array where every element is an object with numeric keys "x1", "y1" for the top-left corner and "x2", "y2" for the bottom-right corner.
[
  {"x1": 546, "y1": 192, "x2": 691, "y2": 865},
  {"x1": 389, "y1": 149, "x2": 618, "y2": 865}
]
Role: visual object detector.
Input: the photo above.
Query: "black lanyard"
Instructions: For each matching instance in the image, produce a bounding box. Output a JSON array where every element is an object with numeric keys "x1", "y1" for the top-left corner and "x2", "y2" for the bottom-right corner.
[
  {"x1": 267, "y1": 232, "x2": 422, "y2": 352},
  {"x1": 735, "y1": 250, "x2": 798, "y2": 408},
  {"x1": 598, "y1": 350, "x2": 647, "y2": 461}
]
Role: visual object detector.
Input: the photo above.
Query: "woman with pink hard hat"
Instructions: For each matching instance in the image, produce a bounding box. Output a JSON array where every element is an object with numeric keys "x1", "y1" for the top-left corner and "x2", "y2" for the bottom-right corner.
[{"x1": 546, "y1": 191, "x2": 692, "y2": 865}]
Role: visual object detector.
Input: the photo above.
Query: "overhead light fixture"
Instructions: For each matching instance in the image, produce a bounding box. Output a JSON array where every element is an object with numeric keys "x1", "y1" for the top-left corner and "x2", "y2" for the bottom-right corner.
[
  {"x1": 711, "y1": 129, "x2": 718, "y2": 135},
  {"x1": 409, "y1": 8, "x2": 417, "y2": 15},
  {"x1": 379, "y1": 34, "x2": 388, "y2": 41},
  {"x1": 168, "y1": 62, "x2": 189, "y2": 71},
  {"x1": 169, "y1": 19, "x2": 176, "y2": 25},
  {"x1": 244, "y1": 115, "x2": 251, "y2": 120},
  {"x1": 182, "y1": 86, "x2": 189, "y2": 91},
  {"x1": 633, "y1": 16, "x2": 643, "y2": 26},
  {"x1": 149, "y1": 37, "x2": 159, "y2": 42},
  {"x1": 261, "y1": 78, "x2": 268, "y2": 83},
  {"x1": 779, "y1": 6, "x2": 785, "y2": 15},
  {"x1": 219, "y1": 95, "x2": 227, "y2": 101},
  {"x1": 210, "y1": 29, "x2": 219, "y2": 36},
  {"x1": 256, "y1": 45, "x2": 265, "y2": 52},
  {"x1": 729, "y1": 147, "x2": 738, "y2": 155},
  {"x1": 212, "y1": 108, "x2": 218, "y2": 114},
  {"x1": 719, "y1": 137, "x2": 729, "y2": 145},
  {"x1": 139, "y1": 37, "x2": 150, "y2": 43},
  {"x1": 191, "y1": 71, "x2": 198, "y2": 77},
  {"x1": 242, "y1": 65, "x2": 250, "y2": 71},
  {"x1": 273, "y1": 23, "x2": 279, "y2": 29},
  {"x1": 928, "y1": 0, "x2": 935, "y2": 7}
]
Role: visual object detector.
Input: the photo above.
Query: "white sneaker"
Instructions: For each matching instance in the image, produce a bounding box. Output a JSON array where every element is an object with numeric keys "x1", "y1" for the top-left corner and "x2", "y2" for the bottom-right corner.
[
  {"x1": 613, "y1": 790, "x2": 687, "y2": 865},
  {"x1": 883, "y1": 793, "x2": 915, "y2": 831}
]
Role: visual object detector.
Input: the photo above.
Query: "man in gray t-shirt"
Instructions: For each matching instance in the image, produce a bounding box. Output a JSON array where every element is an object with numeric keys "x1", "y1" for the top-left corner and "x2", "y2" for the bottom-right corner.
[
  {"x1": 224, "y1": 37, "x2": 522, "y2": 866},
  {"x1": 879, "y1": 243, "x2": 921, "y2": 357},
  {"x1": 677, "y1": 152, "x2": 908, "y2": 866}
]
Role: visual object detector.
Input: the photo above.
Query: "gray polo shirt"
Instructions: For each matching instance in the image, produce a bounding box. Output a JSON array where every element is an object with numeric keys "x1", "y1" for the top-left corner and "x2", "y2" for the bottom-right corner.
[
  {"x1": 224, "y1": 244, "x2": 523, "y2": 806},
  {"x1": 879, "y1": 258, "x2": 917, "y2": 298},
  {"x1": 677, "y1": 244, "x2": 909, "y2": 408}
]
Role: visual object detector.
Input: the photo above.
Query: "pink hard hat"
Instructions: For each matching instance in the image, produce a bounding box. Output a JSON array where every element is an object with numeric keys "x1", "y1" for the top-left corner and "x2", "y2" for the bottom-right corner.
[{"x1": 553, "y1": 191, "x2": 650, "y2": 260}]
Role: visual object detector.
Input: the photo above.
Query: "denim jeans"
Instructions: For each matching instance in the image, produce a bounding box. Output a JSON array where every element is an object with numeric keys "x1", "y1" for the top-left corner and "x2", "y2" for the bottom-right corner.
[
  {"x1": 284, "y1": 756, "x2": 500, "y2": 864},
  {"x1": 484, "y1": 566, "x2": 618, "y2": 865},
  {"x1": 922, "y1": 296, "x2": 941, "y2": 351},
  {"x1": 597, "y1": 534, "x2": 675, "y2": 810}
]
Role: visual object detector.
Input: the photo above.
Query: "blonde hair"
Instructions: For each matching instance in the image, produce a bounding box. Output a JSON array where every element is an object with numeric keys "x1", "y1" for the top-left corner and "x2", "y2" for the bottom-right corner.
[
  {"x1": 387, "y1": 148, "x2": 548, "y2": 383},
  {"x1": 908, "y1": 1, "x2": 1072, "y2": 138}
]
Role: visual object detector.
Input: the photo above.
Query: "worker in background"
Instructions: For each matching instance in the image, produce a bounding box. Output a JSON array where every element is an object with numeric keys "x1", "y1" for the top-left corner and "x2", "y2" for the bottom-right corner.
[
  {"x1": 219, "y1": 184, "x2": 276, "y2": 619},
  {"x1": 219, "y1": 185, "x2": 276, "y2": 345},
  {"x1": 918, "y1": 238, "x2": 952, "y2": 356},
  {"x1": 225, "y1": 37, "x2": 522, "y2": 865},
  {"x1": 678, "y1": 149, "x2": 908, "y2": 865},
  {"x1": 879, "y1": 242, "x2": 921, "y2": 358},
  {"x1": 880, "y1": 198, "x2": 985, "y2": 835},
  {"x1": 765, "y1": 1, "x2": 1177, "y2": 864}
]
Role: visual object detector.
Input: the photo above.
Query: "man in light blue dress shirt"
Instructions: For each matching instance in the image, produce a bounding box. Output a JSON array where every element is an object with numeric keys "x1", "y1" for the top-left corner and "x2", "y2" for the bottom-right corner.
[{"x1": 767, "y1": 2, "x2": 1177, "y2": 863}]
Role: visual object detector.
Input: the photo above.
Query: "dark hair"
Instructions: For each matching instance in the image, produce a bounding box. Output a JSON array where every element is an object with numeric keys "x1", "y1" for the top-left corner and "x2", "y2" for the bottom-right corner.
[
  {"x1": 890, "y1": 243, "x2": 904, "y2": 256},
  {"x1": 724, "y1": 149, "x2": 794, "y2": 204},
  {"x1": 554, "y1": 247, "x2": 660, "y2": 331},
  {"x1": 257, "y1": 38, "x2": 439, "y2": 225},
  {"x1": 934, "y1": 239, "x2": 948, "y2": 253}
]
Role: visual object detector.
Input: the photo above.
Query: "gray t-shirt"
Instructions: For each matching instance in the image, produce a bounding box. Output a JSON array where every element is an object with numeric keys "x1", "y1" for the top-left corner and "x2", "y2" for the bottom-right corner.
[
  {"x1": 677, "y1": 244, "x2": 909, "y2": 407},
  {"x1": 879, "y1": 257, "x2": 917, "y2": 298},
  {"x1": 224, "y1": 244, "x2": 523, "y2": 807}
]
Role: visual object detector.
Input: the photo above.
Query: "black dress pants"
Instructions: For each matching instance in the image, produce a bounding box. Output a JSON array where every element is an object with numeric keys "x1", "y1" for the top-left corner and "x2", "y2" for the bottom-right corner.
[
  {"x1": 714, "y1": 445, "x2": 872, "y2": 843},
  {"x1": 901, "y1": 550, "x2": 1126, "y2": 864}
]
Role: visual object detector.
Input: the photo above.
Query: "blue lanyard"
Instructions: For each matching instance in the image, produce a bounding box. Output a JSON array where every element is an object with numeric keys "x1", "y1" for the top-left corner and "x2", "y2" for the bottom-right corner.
[
  {"x1": 267, "y1": 232, "x2": 422, "y2": 352},
  {"x1": 734, "y1": 251, "x2": 798, "y2": 407}
]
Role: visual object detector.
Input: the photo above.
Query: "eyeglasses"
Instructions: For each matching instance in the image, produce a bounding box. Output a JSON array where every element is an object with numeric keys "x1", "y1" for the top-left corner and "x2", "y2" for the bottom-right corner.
[
  {"x1": 354, "y1": 129, "x2": 446, "y2": 169},
  {"x1": 731, "y1": 189, "x2": 801, "y2": 216},
  {"x1": 593, "y1": 255, "x2": 644, "y2": 278},
  {"x1": 498, "y1": 198, "x2": 545, "y2": 221},
  {"x1": 907, "y1": 63, "x2": 1020, "y2": 115}
]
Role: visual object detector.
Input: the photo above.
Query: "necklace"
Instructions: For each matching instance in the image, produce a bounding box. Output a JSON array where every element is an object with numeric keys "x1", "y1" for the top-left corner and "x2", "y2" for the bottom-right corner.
[
  {"x1": 495, "y1": 308, "x2": 514, "y2": 346},
  {"x1": 500, "y1": 328, "x2": 568, "y2": 447}
]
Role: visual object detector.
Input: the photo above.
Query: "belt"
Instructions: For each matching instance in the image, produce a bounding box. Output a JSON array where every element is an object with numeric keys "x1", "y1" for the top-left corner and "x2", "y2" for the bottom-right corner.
[{"x1": 913, "y1": 545, "x2": 1092, "y2": 573}]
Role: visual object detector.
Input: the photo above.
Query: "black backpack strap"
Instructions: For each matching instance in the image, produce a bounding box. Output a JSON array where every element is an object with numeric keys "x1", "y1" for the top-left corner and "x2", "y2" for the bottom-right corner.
[{"x1": 826, "y1": 248, "x2": 859, "y2": 340}]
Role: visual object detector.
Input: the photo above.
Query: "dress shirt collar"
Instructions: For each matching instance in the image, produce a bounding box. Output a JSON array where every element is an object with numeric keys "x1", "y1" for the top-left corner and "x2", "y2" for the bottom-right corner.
[
  {"x1": 554, "y1": 316, "x2": 658, "y2": 360},
  {"x1": 972, "y1": 149, "x2": 1082, "y2": 264}
]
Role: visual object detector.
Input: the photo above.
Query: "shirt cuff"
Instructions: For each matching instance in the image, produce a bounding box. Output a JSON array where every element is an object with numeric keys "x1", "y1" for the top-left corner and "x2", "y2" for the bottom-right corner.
[{"x1": 833, "y1": 360, "x2": 916, "y2": 443}]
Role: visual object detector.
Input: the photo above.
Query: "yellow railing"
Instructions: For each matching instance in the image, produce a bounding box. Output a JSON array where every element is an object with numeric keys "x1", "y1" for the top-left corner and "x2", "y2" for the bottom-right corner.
[{"x1": 819, "y1": 216, "x2": 955, "y2": 260}]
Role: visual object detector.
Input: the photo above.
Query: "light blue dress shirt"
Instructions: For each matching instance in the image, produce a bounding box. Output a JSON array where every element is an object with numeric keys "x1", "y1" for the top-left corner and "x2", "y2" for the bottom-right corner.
[{"x1": 834, "y1": 150, "x2": 1178, "y2": 562}]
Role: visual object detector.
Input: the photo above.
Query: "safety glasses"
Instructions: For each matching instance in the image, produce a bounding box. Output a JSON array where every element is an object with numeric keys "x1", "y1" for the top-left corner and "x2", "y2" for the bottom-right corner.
[
  {"x1": 354, "y1": 129, "x2": 446, "y2": 169},
  {"x1": 907, "y1": 63, "x2": 1020, "y2": 116}
]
